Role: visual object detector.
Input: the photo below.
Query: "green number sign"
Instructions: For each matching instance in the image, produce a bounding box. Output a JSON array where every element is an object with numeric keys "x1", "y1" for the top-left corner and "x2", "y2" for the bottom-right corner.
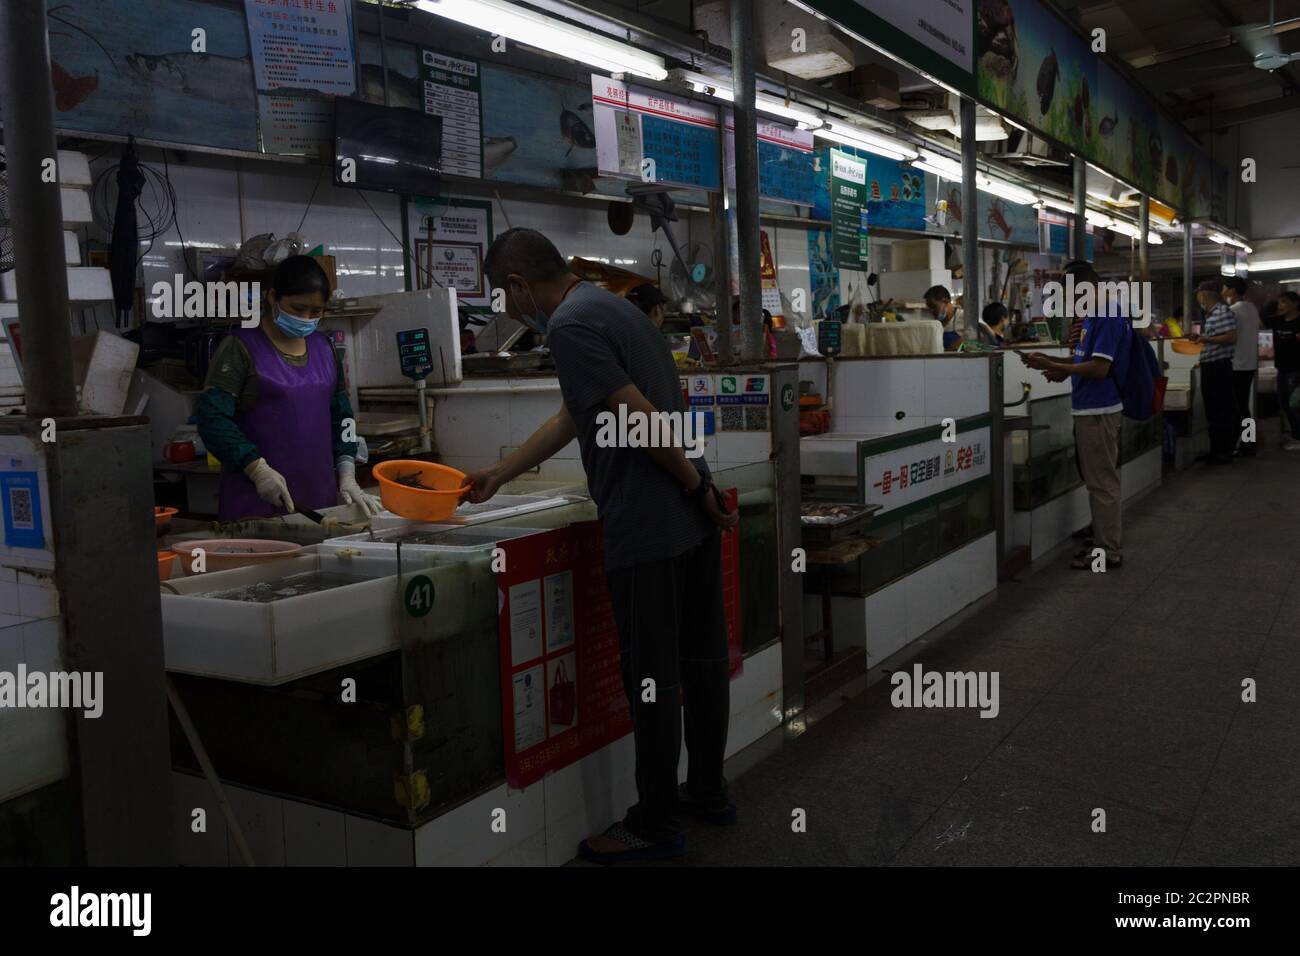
[{"x1": 404, "y1": 575, "x2": 434, "y2": 618}]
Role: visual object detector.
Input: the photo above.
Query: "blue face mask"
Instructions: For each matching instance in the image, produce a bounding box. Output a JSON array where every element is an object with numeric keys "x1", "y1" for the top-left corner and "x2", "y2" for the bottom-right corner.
[
  {"x1": 274, "y1": 307, "x2": 320, "y2": 338},
  {"x1": 512, "y1": 285, "x2": 549, "y2": 334}
]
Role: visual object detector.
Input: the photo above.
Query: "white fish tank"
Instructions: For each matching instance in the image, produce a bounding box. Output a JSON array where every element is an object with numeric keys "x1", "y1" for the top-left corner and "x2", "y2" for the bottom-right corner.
[
  {"x1": 160, "y1": 552, "x2": 411, "y2": 685},
  {"x1": 319, "y1": 524, "x2": 544, "y2": 557}
]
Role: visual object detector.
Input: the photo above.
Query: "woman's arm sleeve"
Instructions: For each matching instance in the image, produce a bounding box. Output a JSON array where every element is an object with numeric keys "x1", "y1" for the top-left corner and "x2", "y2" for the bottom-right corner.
[
  {"x1": 196, "y1": 337, "x2": 259, "y2": 471},
  {"x1": 196, "y1": 387, "x2": 260, "y2": 472}
]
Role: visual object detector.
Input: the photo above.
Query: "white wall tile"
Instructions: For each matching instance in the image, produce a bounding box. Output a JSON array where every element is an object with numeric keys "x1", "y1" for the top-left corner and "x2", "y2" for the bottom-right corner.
[
  {"x1": 283, "y1": 801, "x2": 348, "y2": 867},
  {"x1": 171, "y1": 772, "x2": 230, "y2": 867},
  {"x1": 543, "y1": 734, "x2": 637, "y2": 867},
  {"x1": 225, "y1": 786, "x2": 286, "y2": 867},
  {"x1": 414, "y1": 781, "x2": 543, "y2": 867},
  {"x1": 346, "y1": 814, "x2": 415, "y2": 867}
]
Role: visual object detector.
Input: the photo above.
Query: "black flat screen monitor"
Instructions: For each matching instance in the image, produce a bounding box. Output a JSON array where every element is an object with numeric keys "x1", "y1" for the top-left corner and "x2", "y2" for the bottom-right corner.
[{"x1": 333, "y1": 97, "x2": 442, "y2": 196}]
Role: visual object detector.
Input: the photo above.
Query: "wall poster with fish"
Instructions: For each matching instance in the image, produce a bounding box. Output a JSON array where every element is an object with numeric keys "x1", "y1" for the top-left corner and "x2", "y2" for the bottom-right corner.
[
  {"x1": 926, "y1": 172, "x2": 1040, "y2": 246},
  {"x1": 810, "y1": 147, "x2": 925, "y2": 232},
  {"x1": 806, "y1": 228, "x2": 842, "y2": 321},
  {"x1": 976, "y1": 0, "x2": 1097, "y2": 158},
  {"x1": 1095, "y1": 59, "x2": 1157, "y2": 198},
  {"x1": 41, "y1": 0, "x2": 262, "y2": 152},
  {"x1": 976, "y1": 0, "x2": 1224, "y2": 221}
]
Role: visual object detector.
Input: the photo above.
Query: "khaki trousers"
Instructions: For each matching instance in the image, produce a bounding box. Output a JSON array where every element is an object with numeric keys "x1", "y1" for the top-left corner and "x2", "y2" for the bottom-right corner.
[{"x1": 1074, "y1": 412, "x2": 1122, "y2": 560}]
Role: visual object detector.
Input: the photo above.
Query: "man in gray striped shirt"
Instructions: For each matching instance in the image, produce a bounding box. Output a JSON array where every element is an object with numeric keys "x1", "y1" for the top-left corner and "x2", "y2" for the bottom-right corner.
[
  {"x1": 1190, "y1": 279, "x2": 1238, "y2": 465},
  {"x1": 469, "y1": 228, "x2": 738, "y2": 864}
]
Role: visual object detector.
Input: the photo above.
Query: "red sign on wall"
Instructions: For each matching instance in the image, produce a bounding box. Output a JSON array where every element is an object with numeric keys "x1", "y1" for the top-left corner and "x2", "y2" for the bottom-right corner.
[{"x1": 498, "y1": 500, "x2": 741, "y2": 790}]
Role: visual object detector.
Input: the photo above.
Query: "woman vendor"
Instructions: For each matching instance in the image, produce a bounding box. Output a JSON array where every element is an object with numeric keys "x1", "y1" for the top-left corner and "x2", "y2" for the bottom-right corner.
[{"x1": 196, "y1": 255, "x2": 382, "y2": 521}]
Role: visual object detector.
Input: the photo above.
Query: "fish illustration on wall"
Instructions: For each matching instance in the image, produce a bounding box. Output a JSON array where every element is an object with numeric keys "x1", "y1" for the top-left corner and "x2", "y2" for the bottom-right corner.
[
  {"x1": 977, "y1": 0, "x2": 1019, "y2": 84},
  {"x1": 1037, "y1": 47, "x2": 1059, "y2": 115},
  {"x1": 560, "y1": 102, "x2": 596, "y2": 156},
  {"x1": 358, "y1": 63, "x2": 422, "y2": 110},
  {"x1": 46, "y1": 3, "x2": 118, "y2": 111},
  {"x1": 1098, "y1": 114, "x2": 1118, "y2": 137},
  {"x1": 483, "y1": 136, "x2": 518, "y2": 174},
  {"x1": 125, "y1": 52, "x2": 256, "y2": 112}
]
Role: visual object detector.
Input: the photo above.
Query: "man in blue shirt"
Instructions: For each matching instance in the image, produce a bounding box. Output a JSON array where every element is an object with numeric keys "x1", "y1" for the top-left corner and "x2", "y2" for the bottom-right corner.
[{"x1": 1024, "y1": 260, "x2": 1128, "y2": 569}]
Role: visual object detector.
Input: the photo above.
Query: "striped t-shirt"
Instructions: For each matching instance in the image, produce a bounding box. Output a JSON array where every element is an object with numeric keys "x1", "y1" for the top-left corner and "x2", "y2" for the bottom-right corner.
[{"x1": 1200, "y1": 302, "x2": 1236, "y2": 364}]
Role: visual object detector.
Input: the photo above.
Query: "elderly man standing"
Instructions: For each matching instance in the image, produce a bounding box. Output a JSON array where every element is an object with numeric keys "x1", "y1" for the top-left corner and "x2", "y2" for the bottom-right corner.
[
  {"x1": 1221, "y1": 276, "x2": 1259, "y2": 457},
  {"x1": 1190, "y1": 280, "x2": 1238, "y2": 466}
]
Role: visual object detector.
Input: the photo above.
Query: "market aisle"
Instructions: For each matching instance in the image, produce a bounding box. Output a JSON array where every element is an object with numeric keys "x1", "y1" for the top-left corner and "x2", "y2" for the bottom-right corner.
[{"x1": 687, "y1": 444, "x2": 1300, "y2": 866}]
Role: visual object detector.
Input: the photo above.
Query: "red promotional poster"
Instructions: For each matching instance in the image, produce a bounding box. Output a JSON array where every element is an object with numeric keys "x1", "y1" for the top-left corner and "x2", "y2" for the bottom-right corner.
[{"x1": 498, "y1": 502, "x2": 742, "y2": 790}]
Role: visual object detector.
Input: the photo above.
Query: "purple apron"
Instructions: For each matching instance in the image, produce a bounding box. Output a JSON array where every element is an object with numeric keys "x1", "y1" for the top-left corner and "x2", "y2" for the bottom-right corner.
[{"x1": 218, "y1": 327, "x2": 338, "y2": 521}]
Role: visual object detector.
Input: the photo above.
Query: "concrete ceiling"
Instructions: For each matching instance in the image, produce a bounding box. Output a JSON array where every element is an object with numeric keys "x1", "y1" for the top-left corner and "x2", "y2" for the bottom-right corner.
[{"x1": 1052, "y1": 0, "x2": 1300, "y2": 131}]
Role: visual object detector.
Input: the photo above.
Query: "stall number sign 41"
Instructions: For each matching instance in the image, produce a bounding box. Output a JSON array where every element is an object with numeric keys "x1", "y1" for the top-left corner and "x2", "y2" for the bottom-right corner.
[{"x1": 397, "y1": 328, "x2": 433, "y2": 380}]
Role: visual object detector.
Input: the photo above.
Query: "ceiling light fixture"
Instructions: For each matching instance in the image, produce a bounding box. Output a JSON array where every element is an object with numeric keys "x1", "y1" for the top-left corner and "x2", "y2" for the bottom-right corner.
[{"x1": 413, "y1": 0, "x2": 667, "y2": 80}]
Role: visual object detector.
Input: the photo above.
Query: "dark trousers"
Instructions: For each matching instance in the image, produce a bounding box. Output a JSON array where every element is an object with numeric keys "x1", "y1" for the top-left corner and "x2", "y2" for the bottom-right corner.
[
  {"x1": 1278, "y1": 369, "x2": 1300, "y2": 440},
  {"x1": 1200, "y1": 360, "x2": 1237, "y2": 460},
  {"x1": 606, "y1": 530, "x2": 729, "y2": 841},
  {"x1": 1233, "y1": 369, "x2": 1256, "y2": 454}
]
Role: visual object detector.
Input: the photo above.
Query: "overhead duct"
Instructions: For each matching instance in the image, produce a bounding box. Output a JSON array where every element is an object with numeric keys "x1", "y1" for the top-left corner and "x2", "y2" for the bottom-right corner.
[{"x1": 694, "y1": 0, "x2": 855, "y2": 80}]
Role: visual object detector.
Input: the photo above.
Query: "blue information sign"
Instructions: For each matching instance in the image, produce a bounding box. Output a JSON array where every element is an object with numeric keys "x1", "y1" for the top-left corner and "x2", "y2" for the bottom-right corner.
[{"x1": 640, "y1": 114, "x2": 720, "y2": 190}]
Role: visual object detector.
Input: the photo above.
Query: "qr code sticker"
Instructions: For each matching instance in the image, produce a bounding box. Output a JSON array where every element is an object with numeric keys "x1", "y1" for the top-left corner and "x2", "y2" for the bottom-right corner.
[
  {"x1": 745, "y1": 407, "x2": 770, "y2": 431},
  {"x1": 9, "y1": 487, "x2": 33, "y2": 530},
  {"x1": 720, "y1": 407, "x2": 745, "y2": 432}
]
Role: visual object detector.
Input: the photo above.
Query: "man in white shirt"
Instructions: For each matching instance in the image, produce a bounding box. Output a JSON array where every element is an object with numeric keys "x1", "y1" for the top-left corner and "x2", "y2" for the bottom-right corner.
[{"x1": 1222, "y1": 277, "x2": 1260, "y2": 458}]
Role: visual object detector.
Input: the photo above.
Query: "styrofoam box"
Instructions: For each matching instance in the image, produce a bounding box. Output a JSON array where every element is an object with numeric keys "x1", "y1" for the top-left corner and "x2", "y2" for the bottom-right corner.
[
  {"x1": 63, "y1": 231, "x2": 80, "y2": 265},
  {"x1": 61, "y1": 187, "x2": 92, "y2": 226},
  {"x1": 1, "y1": 266, "x2": 112, "y2": 303},
  {"x1": 72, "y1": 330, "x2": 139, "y2": 415},
  {"x1": 319, "y1": 524, "x2": 543, "y2": 557},
  {"x1": 56, "y1": 151, "x2": 92, "y2": 187},
  {"x1": 160, "y1": 552, "x2": 410, "y2": 685}
]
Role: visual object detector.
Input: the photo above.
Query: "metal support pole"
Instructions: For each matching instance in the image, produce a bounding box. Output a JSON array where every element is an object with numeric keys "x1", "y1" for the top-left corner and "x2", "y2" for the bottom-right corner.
[
  {"x1": 709, "y1": 189, "x2": 733, "y2": 362},
  {"x1": 730, "y1": 0, "x2": 763, "y2": 362},
  {"x1": 960, "y1": 99, "x2": 979, "y2": 339},
  {"x1": 0, "y1": 0, "x2": 77, "y2": 417},
  {"x1": 1072, "y1": 156, "x2": 1088, "y2": 262},
  {"x1": 1138, "y1": 193, "x2": 1150, "y2": 282},
  {"x1": 1183, "y1": 221, "x2": 1194, "y2": 325}
]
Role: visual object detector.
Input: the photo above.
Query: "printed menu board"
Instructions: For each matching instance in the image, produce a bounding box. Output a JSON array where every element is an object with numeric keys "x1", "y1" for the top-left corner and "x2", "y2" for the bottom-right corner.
[{"x1": 419, "y1": 49, "x2": 483, "y2": 179}]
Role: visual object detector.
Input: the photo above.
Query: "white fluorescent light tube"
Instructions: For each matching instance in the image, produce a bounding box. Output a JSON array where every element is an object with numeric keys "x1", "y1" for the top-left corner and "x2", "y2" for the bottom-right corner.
[
  {"x1": 816, "y1": 123, "x2": 918, "y2": 161},
  {"x1": 977, "y1": 176, "x2": 1038, "y2": 206},
  {"x1": 1037, "y1": 196, "x2": 1076, "y2": 214},
  {"x1": 413, "y1": 0, "x2": 668, "y2": 80},
  {"x1": 1147, "y1": 231, "x2": 1164, "y2": 245},
  {"x1": 1247, "y1": 258, "x2": 1300, "y2": 272},
  {"x1": 912, "y1": 160, "x2": 961, "y2": 181},
  {"x1": 1206, "y1": 231, "x2": 1229, "y2": 244},
  {"x1": 754, "y1": 93, "x2": 824, "y2": 128},
  {"x1": 1085, "y1": 210, "x2": 1114, "y2": 228},
  {"x1": 676, "y1": 71, "x2": 824, "y2": 127}
]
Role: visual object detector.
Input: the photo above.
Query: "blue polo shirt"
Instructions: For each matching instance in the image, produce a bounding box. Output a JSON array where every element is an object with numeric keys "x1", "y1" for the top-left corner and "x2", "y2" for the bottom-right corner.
[{"x1": 1072, "y1": 314, "x2": 1130, "y2": 415}]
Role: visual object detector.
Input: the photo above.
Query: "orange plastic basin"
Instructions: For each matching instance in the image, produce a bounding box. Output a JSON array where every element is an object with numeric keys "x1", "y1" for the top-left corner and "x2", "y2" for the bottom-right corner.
[
  {"x1": 157, "y1": 551, "x2": 177, "y2": 581},
  {"x1": 372, "y1": 460, "x2": 470, "y2": 521},
  {"x1": 1171, "y1": 339, "x2": 1203, "y2": 356},
  {"x1": 155, "y1": 506, "x2": 178, "y2": 531}
]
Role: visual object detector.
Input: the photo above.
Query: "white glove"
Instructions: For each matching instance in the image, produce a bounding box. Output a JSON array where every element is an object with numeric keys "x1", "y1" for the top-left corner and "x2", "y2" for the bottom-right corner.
[
  {"x1": 244, "y1": 457, "x2": 294, "y2": 512},
  {"x1": 337, "y1": 458, "x2": 383, "y2": 516}
]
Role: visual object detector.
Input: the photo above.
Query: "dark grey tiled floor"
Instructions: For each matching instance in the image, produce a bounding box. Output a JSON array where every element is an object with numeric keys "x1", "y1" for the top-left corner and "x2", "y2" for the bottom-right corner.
[{"x1": 689, "y1": 444, "x2": 1300, "y2": 866}]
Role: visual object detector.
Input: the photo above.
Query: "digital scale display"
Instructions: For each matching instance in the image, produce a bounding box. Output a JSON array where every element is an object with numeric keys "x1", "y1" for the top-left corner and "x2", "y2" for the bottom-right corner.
[{"x1": 397, "y1": 327, "x2": 433, "y2": 380}]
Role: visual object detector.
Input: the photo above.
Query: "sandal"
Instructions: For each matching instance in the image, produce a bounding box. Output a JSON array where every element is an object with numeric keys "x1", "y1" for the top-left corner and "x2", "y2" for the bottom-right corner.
[{"x1": 577, "y1": 822, "x2": 686, "y2": 865}]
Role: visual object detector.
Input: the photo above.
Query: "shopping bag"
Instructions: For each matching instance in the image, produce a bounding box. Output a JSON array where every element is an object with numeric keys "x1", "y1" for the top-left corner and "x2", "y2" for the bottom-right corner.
[{"x1": 550, "y1": 660, "x2": 576, "y2": 726}]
